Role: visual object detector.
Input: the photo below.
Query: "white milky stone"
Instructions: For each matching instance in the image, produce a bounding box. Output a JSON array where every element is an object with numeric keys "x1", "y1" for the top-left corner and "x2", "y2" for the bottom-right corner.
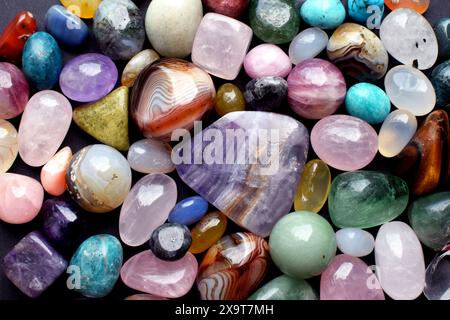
[
  {"x1": 378, "y1": 110, "x2": 417, "y2": 158},
  {"x1": 380, "y1": 8, "x2": 438, "y2": 70},
  {"x1": 127, "y1": 139, "x2": 175, "y2": 174},
  {"x1": 384, "y1": 65, "x2": 436, "y2": 116},
  {"x1": 289, "y1": 27, "x2": 329, "y2": 65},
  {"x1": 336, "y1": 228, "x2": 375, "y2": 257},
  {"x1": 375, "y1": 221, "x2": 426, "y2": 300}
]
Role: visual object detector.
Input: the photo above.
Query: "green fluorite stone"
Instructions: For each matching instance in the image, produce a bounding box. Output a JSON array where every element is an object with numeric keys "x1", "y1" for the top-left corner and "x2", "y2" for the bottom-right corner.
[
  {"x1": 248, "y1": 275, "x2": 318, "y2": 300},
  {"x1": 249, "y1": 0, "x2": 300, "y2": 44},
  {"x1": 409, "y1": 192, "x2": 450, "y2": 251},
  {"x1": 328, "y1": 171, "x2": 409, "y2": 229}
]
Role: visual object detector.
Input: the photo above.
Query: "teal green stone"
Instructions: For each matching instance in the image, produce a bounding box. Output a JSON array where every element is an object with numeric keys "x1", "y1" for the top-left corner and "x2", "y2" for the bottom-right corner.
[
  {"x1": 329, "y1": 171, "x2": 409, "y2": 229},
  {"x1": 434, "y1": 18, "x2": 450, "y2": 59},
  {"x1": 345, "y1": 83, "x2": 391, "y2": 124},
  {"x1": 248, "y1": 275, "x2": 318, "y2": 300},
  {"x1": 269, "y1": 212, "x2": 336, "y2": 280},
  {"x1": 249, "y1": 0, "x2": 300, "y2": 44},
  {"x1": 300, "y1": 0, "x2": 346, "y2": 30},
  {"x1": 409, "y1": 192, "x2": 450, "y2": 251},
  {"x1": 69, "y1": 234, "x2": 123, "y2": 298}
]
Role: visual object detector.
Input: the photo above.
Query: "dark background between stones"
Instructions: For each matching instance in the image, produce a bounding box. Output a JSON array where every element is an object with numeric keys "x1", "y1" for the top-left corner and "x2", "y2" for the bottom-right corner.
[{"x1": 0, "y1": 0, "x2": 448, "y2": 300}]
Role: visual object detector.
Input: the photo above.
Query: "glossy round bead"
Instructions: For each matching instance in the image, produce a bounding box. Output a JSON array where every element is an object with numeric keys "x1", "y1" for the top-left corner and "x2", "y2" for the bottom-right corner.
[
  {"x1": 243, "y1": 44, "x2": 292, "y2": 79},
  {"x1": 336, "y1": 228, "x2": 375, "y2": 257},
  {"x1": 189, "y1": 211, "x2": 228, "y2": 254},
  {"x1": 214, "y1": 83, "x2": 245, "y2": 116},
  {"x1": 244, "y1": 76, "x2": 288, "y2": 112},
  {"x1": 168, "y1": 196, "x2": 209, "y2": 226},
  {"x1": 149, "y1": 223, "x2": 192, "y2": 261},
  {"x1": 288, "y1": 27, "x2": 328, "y2": 65}
]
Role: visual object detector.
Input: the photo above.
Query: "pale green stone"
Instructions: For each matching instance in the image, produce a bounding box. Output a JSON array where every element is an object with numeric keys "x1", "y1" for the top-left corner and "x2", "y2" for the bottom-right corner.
[{"x1": 248, "y1": 275, "x2": 318, "y2": 300}]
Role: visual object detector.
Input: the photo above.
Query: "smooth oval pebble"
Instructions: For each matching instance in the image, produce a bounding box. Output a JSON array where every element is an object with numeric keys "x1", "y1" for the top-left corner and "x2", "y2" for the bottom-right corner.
[
  {"x1": 249, "y1": 275, "x2": 318, "y2": 300},
  {"x1": 121, "y1": 49, "x2": 160, "y2": 87},
  {"x1": 69, "y1": 235, "x2": 123, "y2": 298},
  {"x1": 311, "y1": 115, "x2": 378, "y2": 171},
  {"x1": 18, "y1": 90, "x2": 72, "y2": 167},
  {"x1": 380, "y1": 8, "x2": 438, "y2": 70},
  {"x1": 203, "y1": 0, "x2": 249, "y2": 18},
  {"x1": 424, "y1": 248, "x2": 450, "y2": 300},
  {"x1": 0, "y1": 173, "x2": 44, "y2": 224},
  {"x1": 244, "y1": 44, "x2": 292, "y2": 79},
  {"x1": 149, "y1": 223, "x2": 192, "y2": 261},
  {"x1": 434, "y1": 18, "x2": 450, "y2": 59},
  {"x1": 378, "y1": 110, "x2": 417, "y2": 158},
  {"x1": 348, "y1": 0, "x2": 384, "y2": 24},
  {"x1": 336, "y1": 228, "x2": 375, "y2": 257},
  {"x1": 289, "y1": 27, "x2": 328, "y2": 65},
  {"x1": 121, "y1": 250, "x2": 198, "y2": 298},
  {"x1": 431, "y1": 60, "x2": 450, "y2": 108},
  {"x1": 119, "y1": 174, "x2": 177, "y2": 247},
  {"x1": 0, "y1": 119, "x2": 18, "y2": 173},
  {"x1": 189, "y1": 211, "x2": 228, "y2": 254},
  {"x1": 214, "y1": 83, "x2": 246, "y2": 116},
  {"x1": 320, "y1": 254, "x2": 385, "y2": 300},
  {"x1": 300, "y1": 0, "x2": 346, "y2": 29},
  {"x1": 0, "y1": 62, "x2": 29, "y2": 120},
  {"x1": 375, "y1": 221, "x2": 426, "y2": 300},
  {"x1": 127, "y1": 139, "x2": 174, "y2": 174},
  {"x1": 168, "y1": 196, "x2": 209, "y2": 226},
  {"x1": 384, "y1": 65, "x2": 436, "y2": 116},
  {"x1": 45, "y1": 5, "x2": 89, "y2": 47},
  {"x1": 40, "y1": 146, "x2": 72, "y2": 196}
]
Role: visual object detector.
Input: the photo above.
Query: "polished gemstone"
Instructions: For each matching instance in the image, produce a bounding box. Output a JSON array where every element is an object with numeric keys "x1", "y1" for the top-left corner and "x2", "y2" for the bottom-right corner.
[
  {"x1": 40, "y1": 146, "x2": 72, "y2": 196},
  {"x1": 175, "y1": 111, "x2": 309, "y2": 237},
  {"x1": 203, "y1": 0, "x2": 249, "y2": 18},
  {"x1": 0, "y1": 120, "x2": 18, "y2": 173},
  {"x1": 244, "y1": 44, "x2": 292, "y2": 79},
  {"x1": 375, "y1": 221, "x2": 425, "y2": 300},
  {"x1": 61, "y1": 0, "x2": 102, "y2": 19},
  {"x1": 424, "y1": 248, "x2": 450, "y2": 300},
  {"x1": 127, "y1": 139, "x2": 174, "y2": 174},
  {"x1": 311, "y1": 115, "x2": 378, "y2": 171},
  {"x1": 0, "y1": 62, "x2": 29, "y2": 119},
  {"x1": 125, "y1": 294, "x2": 168, "y2": 300},
  {"x1": 18, "y1": 90, "x2": 72, "y2": 167},
  {"x1": 249, "y1": 275, "x2": 317, "y2": 300},
  {"x1": 431, "y1": 60, "x2": 450, "y2": 108},
  {"x1": 66, "y1": 144, "x2": 132, "y2": 213},
  {"x1": 434, "y1": 18, "x2": 450, "y2": 59},
  {"x1": 294, "y1": 159, "x2": 331, "y2": 213},
  {"x1": 73, "y1": 86, "x2": 129, "y2": 151},
  {"x1": 214, "y1": 83, "x2": 246, "y2": 116},
  {"x1": 289, "y1": 27, "x2": 328, "y2": 65},
  {"x1": 329, "y1": 171, "x2": 409, "y2": 228},
  {"x1": 119, "y1": 174, "x2": 177, "y2": 247},
  {"x1": 198, "y1": 232, "x2": 270, "y2": 300},
  {"x1": 327, "y1": 23, "x2": 389, "y2": 82},
  {"x1": 168, "y1": 196, "x2": 209, "y2": 226},
  {"x1": 189, "y1": 211, "x2": 228, "y2": 254},
  {"x1": 385, "y1": 0, "x2": 430, "y2": 14},
  {"x1": 270, "y1": 212, "x2": 336, "y2": 280},
  {"x1": 149, "y1": 223, "x2": 192, "y2": 261},
  {"x1": 59, "y1": 53, "x2": 118, "y2": 103},
  {"x1": 288, "y1": 59, "x2": 346, "y2": 119},
  {"x1": 336, "y1": 228, "x2": 375, "y2": 257},
  {"x1": 348, "y1": 0, "x2": 384, "y2": 24},
  {"x1": 192, "y1": 13, "x2": 253, "y2": 80},
  {"x1": 121, "y1": 49, "x2": 160, "y2": 87},
  {"x1": 130, "y1": 58, "x2": 215, "y2": 141},
  {"x1": 45, "y1": 5, "x2": 88, "y2": 47},
  {"x1": 0, "y1": 11, "x2": 36, "y2": 62},
  {"x1": 244, "y1": 76, "x2": 288, "y2": 112},
  {"x1": 300, "y1": 0, "x2": 346, "y2": 29}
]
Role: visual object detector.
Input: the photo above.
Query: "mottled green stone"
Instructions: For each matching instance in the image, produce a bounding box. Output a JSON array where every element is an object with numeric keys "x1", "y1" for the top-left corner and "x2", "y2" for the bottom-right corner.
[
  {"x1": 409, "y1": 192, "x2": 450, "y2": 251},
  {"x1": 434, "y1": 18, "x2": 450, "y2": 59},
  {"x1": 328, "y1": 171, "x2": 409, "y2": 229},
  {"x1": 73, "y1": 86, "x2": 130, "y2": 151},
  {"x1": 248, "y1": 275, "x2": 318, "y2": 300},
  {"x1": 249, "y1": 0, "x2": 300, "y2": 44}
]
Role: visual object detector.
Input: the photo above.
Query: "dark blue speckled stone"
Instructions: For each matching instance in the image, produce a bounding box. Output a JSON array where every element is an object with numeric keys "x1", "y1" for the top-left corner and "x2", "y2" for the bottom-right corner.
[
  {"x1": 434, "y1": 18, "x2": 450, "y2": 59},
  {"x1": 45, "y1": 5, "x2": 89, "y2": 47},
  {"x1": 431, "y1": 60, "x2": 450, "y2": 109}
]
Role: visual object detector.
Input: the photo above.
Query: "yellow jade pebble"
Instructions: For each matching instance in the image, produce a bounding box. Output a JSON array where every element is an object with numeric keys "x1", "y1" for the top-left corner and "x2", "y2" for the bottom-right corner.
[
  {"x1": 61, "y1": 0, "x2": 102, "y2": 19},
  {"x1": 294, "y1": 159, "x2": 331, "y2": 213},
  {"x1": 189, "y1": 211, "x2": 228, "y2": 254}
]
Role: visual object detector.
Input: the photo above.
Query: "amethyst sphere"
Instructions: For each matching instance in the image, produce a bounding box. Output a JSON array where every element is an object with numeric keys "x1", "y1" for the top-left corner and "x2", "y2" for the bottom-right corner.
[
  {"x1": 59, "y1": 53, "x2": 118, "y2": 102},
  {"x1": 287, "y1": 58, "x2": 346, "y2": 120},
  {"x1": 0, "y1": 62, "x2": 29, "y2": 119}
]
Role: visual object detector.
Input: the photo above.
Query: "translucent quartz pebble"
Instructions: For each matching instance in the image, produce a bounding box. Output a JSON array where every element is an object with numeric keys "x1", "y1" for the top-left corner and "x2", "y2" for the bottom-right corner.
[
  {"x1": 189, "y1": 211, "x2": 228, "y2": 254},
  {"x1": 424, "y1": 247, "x2": 450, "y2": 300},
  {"x1": 0, "y1": 119, "x2": 18, "y2": 173},
  {"x1": 243, "y1": 44, "x2": 292, "y2": 79},
  {"x1": 380, "y1": 8, "x2": 438, "y2": 70},
  {"x1": 336, "y1": 228, "x2": 375, "y2": 257},
  {"x1": 378, "y1": 110, "x2": 417, "y2": 158},
  {"x1": 384, "y1": 65, "x2": 436, "y2": 116},
  {"x1": 127, "y1": 139, "x2": 174, "y2": 174},
  {"x1": 289, "y1": 28, "x2": 329, "y2": 65}
]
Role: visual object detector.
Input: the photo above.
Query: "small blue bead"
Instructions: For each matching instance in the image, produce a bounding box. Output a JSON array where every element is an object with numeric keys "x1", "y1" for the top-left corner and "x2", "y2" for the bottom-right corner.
[
  {"x1": 348, "y1": 0, "x2": 384, "y2": 24},
  {"x1": 45, "y1": 5, "x2": 89, "y2": 47},
  {"x1": 300, "y1": 0, "x2": 346, "y2": 30},
  {"x1": 168, "y1": 196, "x2": 209, "y2": 226}
]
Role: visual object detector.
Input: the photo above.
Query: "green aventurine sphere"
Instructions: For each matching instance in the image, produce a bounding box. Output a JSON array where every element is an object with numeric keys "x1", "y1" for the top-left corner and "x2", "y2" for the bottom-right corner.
[
  {"x1": 269, "y1": 212, "x2": 336, "y2": 280},
  {"x1": 249, "y1": 0, "x2": 300, "y2": 44},
  {"x1": 248, "y1": 275, "x2": 318, "y2": 300}
]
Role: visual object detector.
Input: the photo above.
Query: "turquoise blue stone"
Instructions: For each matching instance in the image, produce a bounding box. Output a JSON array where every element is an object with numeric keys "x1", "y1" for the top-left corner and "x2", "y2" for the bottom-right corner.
[
  {"x1": 69, "y1": 234, "x2": 123, "y2": 298},
  {"x1": 168, "y1": 196, "x2": 209, "y2": 226},
  {"x1": 348, "y1": 0, "x2": 384, "y2": 24},
  {"x1": 345, "y1": 83, "x2": 391, "y2": 124},
  {"x1": 22, "y1": 32, "x2": 62, "y2": 90},
  {"x1": 45, "y1": 5, "x2": 89, "y2": 47},
  {"x1": 300, "y1": 0, "x2": 346, "y2": 30},
  {"x1": 431, "y1": 60, "x2": 450, "y2": 109}
]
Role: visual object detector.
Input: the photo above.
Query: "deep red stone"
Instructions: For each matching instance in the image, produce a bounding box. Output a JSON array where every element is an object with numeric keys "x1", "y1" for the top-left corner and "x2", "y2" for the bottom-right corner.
[{"x1": 202, "y1": 0, "x2": 250, "y2": 18}]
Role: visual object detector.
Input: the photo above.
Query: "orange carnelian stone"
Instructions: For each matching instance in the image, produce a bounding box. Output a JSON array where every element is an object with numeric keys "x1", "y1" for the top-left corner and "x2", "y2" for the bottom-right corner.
[{"x1": 385, "y1": 0, "x2": 430, "y2": 14}]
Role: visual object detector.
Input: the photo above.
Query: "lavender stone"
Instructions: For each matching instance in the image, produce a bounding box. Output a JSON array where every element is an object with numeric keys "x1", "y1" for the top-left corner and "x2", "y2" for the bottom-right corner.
[
  {"x1": 59, "y1": 53, "x2": 118, "y2": 102},
  {"x1": 3, "y1": 231, "x2": 68, "y2": 298}
]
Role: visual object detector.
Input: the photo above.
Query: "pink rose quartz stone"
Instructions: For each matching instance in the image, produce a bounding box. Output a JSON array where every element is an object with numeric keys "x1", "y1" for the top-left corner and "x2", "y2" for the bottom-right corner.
[
  {"x1": 311, "y1": 115, "x2": 378, "y2": 171},
  {"x1": 320, "y1": 254, "x2": 385, "y2": 300},
  {"x1": 120, "y1": 250, "x2": 198, "y2": 298},
  {"x1": 243, "y1": 44, "x2": 292, "y2": 79},
  {"x1": 0, "y1": 173, "x2": 44, "y2": 224},
  {"x1": 40, "y1": 146, "x2": 72, "y2": 196}
]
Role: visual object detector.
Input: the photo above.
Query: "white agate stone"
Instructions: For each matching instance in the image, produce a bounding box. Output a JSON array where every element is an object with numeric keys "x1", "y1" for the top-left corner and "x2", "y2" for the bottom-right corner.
[
  {"x1": 379, "y1": 110, "x2": 417, "y2": 158},
  {"x1": 336, "y1": 228, "x2": 375, "y2": 257},
  {"x1": 289, "y1": 27, "x2": 329, "y2": 65},
  {"x1": 127, "y1": 139, "x2": 175, "y2": 174}
]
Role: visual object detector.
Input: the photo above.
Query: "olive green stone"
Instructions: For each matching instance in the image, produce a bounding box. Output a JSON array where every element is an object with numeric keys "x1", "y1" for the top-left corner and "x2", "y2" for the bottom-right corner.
[
  {"x1": 249, "y1": 0, "x2": 300, "y2": 44},
  {"x1": 215, "y1": 83, "x2": 245, "y2": 117},
  {"x1": 409, "y1": 192, "x2": 450, "y2": 251},
  {"x1": 248, "y1": 275, "x2": 318, "y2": 300},
  {"x1": 73, "y1": 86, "x2": 130, "y2": 151},
  {"x1": 328, "y1": 171, "x2": 409, "y2": 229}
]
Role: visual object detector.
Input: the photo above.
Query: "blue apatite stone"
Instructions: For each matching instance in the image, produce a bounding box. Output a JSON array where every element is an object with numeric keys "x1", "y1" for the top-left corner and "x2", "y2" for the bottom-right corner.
[
  {"x1": 300, "y1": 0, "x2": 346, "y2": 30},
  {"x1": 45, "y1": 5, "x2": 89, "y2": 47},
  {"x1": 69, "y1": 234, "x2": 123, "y2": 298},
  {"x1": 348, "y1": 0, "x2": 384, "y2": 25},
  {"x1": 345, "y1": 83, "x2": 391, "y2": 124},
  {"x1": 22, "y1": 32, "x2": 62, "y2": 90},
  {"x1": 168, "y1": 196, "x2": 209, "y2": 226},
  {"x1": 431, "y1": 60, "x2": 450, "y2": 109}
]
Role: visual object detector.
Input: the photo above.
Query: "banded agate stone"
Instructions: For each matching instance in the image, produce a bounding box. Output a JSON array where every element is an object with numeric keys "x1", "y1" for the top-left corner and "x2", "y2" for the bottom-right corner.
[
  {"x1": 0, "y1": 11, "x2": 36, "y2": 62},
  {"x1": 249, "y1": 275, "x2": 318, "y2": 300},
  {"x1": 197, "y1": 232, "x2": 270, "y2": 300},
  {"x1": 0, "y1": 62, "x2": 29, "y2": 119},
  {"x1": 0, "y1": 120, "x2": 18, "y2": 174},
  {"x1": 175, "y1": 111, "x2": 309, "y2": 237}
]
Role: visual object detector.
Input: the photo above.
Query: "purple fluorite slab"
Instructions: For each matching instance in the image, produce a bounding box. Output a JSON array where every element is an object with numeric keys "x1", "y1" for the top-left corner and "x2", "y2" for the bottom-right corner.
[
  {"x1": 3, "y1": 231, "x2": 68, "y2": 298},
  {"x1": 59, "y1": 53, "x2": 118, "y2": 102},
  {"x1": 175, "y1": 111, "x2": 309, "y2": 237}
]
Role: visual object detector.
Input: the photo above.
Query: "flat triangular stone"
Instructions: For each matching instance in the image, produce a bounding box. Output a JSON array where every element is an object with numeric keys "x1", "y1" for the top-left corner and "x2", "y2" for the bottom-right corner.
[{"x1": 73, "y1": 86, "x2": 130, "y2": 151}]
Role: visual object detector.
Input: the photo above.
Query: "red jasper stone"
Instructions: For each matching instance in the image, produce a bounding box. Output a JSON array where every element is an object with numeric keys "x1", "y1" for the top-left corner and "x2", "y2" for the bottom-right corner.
[{"x1": 202, "y1": 0, "x2": 250, "y2": 18}]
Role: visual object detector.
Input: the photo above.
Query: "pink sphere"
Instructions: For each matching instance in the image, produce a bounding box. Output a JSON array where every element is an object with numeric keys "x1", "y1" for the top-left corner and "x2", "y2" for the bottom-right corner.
[{"x1": 243, "y1": 44, "x2": 292, "y2": 79}]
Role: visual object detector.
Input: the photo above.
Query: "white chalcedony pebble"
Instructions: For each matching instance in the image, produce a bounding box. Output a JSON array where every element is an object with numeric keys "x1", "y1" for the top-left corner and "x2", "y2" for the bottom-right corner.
[
  {"x1": 288, "y1": 27, "x2": 328, "y2": 65},
  {"x1": 336, "y1": 228, "x2": 375, "y2": 257}
]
